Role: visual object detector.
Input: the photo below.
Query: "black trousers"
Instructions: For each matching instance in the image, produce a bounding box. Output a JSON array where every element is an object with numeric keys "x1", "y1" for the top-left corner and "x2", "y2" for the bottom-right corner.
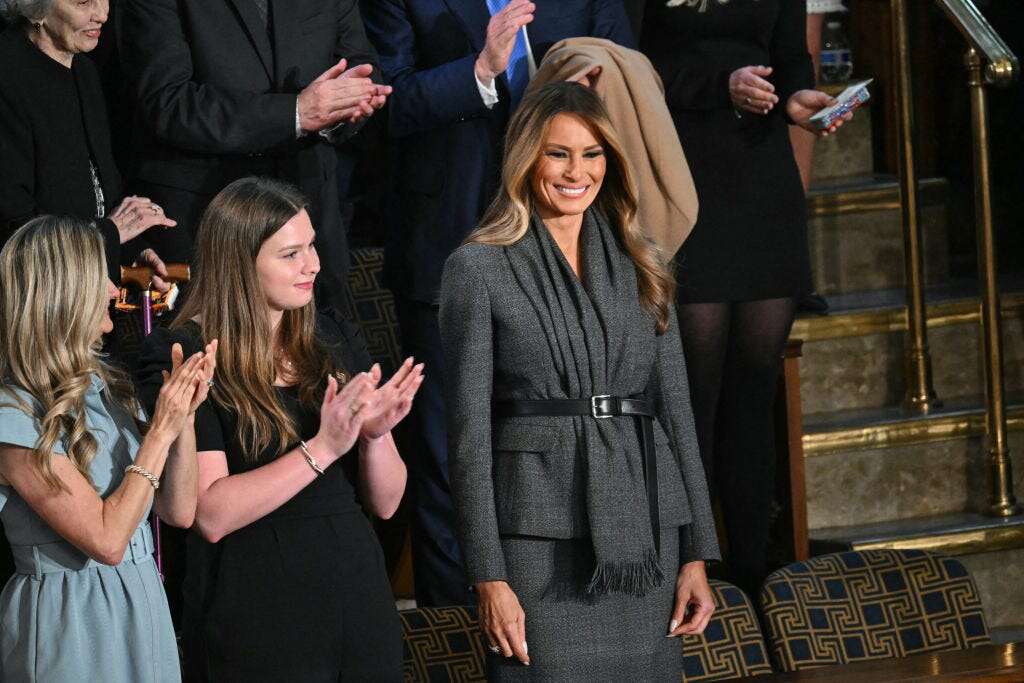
[{"x1": 395, "y1": 297, "x2": 474, "y2": 607}]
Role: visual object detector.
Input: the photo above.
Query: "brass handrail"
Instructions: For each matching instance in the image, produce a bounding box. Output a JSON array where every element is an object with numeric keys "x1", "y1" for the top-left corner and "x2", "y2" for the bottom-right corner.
[
  {"x1": 891, "y1": 0, "x2": 1020, "y2": 516},
  {"x1": 932, "y1": 0, "x2": 1020, "y2": 516},
  {"x1": 934, "y1": 0, "x2": 1018, "y2": 86},
  {"x1": 891, "y1": 0, "x2": 938, "y2": 413}
]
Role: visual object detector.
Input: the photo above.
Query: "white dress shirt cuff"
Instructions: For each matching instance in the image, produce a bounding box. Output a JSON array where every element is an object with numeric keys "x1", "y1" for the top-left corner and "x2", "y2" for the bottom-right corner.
[{"x1": 476, "y1": 73, "x2": 499, "y2": 109}]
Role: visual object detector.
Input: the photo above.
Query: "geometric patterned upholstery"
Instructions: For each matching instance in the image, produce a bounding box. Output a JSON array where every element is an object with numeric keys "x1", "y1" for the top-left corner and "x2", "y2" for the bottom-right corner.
[
  {"x1": 399, "y1": 584, "x2": 775, "y2": 683},
  {"x1": 760, "y1": 550, "x2": 989, "y2": 672},
  {"x1": 682, "y1": 579, "x2": 775, "y2": 681},
  {"x1": 400, "y1": 606, "x2": 487, "y2": 683},
  {"x1": 344, "y1": 246, "x2": 402, "y2": 376}
]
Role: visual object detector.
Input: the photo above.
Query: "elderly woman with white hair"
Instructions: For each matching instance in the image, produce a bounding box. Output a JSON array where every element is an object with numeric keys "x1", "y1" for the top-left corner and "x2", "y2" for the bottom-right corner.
[{"x1": 0, "y1": 0, "x2": 176, "y2": 286}]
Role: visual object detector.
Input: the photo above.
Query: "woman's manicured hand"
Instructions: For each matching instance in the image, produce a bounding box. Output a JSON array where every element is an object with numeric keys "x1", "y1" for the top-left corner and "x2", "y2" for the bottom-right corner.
[
  {"x1": 110, "y1": 195, "x2": 177, "y2": 243},
  {"x1": 667, "y1": 560, "x2": 716, "y2": 637},
  {"x1": 477, "y1": 580, "x2": 531, "y2": 666},
  {"x1": 358, "y1": 359, "x2": 424, "y2": 441},
  {"x1": 308, "y1": 372, "x2": 375, "y2": 462},
  {"x1": 787, "y1": 89, "x2": 854, "y2": 136},
  {"x1": 150, "y1": 345, "x2": 204, "y2": 443},
  {"x1": 729, "y1": 65, "x2": 779, "y2": 114},
  {"x1": 184, "y1": 339, "x2": 218, "y2": 414}
]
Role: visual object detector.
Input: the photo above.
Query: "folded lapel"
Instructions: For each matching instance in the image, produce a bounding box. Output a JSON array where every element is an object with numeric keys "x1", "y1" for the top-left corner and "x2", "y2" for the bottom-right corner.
[
  {"x1": 439, "y1": 0, "x2": 490, "y2": 53},
  {"x1": 225, "y1": 0, "x2": 274, "y2": 81}
]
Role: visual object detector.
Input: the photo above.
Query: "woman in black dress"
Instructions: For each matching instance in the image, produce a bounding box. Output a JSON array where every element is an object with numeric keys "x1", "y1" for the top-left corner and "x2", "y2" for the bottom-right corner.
[
  {"x1": 0, "y1": 0, "x2": 176, "y2": 285},
  {"x1": 640, "y1": 0, "x2": 853, "y2": 593},
  {"x1": 136, "y1": 177, "x2": 421, "y2": 682}
]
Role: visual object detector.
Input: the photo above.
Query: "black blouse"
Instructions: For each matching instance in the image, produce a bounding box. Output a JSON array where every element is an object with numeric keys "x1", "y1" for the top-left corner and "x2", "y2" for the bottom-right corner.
[
  {"x1": 135, "y1": 313, "x2": 374, "y2": 520},
  {"x1": 0, "y1": 27, "x2": 139, "y2": 281}
]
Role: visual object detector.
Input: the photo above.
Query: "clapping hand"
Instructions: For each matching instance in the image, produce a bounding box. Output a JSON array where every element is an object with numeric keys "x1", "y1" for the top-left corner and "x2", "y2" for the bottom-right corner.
[
  {"x1": 150, "y1": 345, "x2": 205, "y2": 442},
  {"x1": 312, "y1": 372, "x2": 377, "y2": 459},
  {"x1": 297, "y1": 59, "x2": 392, "y2": 133},
  {"x1": 476, "y1": 0, "x2": 534, "y2": 84},
  {"x1": 358, "y1": 359, "x2": 424, "y2": 441},
  {"x1": 175, "y1": 339, "x2": 218, "y2": 414}
]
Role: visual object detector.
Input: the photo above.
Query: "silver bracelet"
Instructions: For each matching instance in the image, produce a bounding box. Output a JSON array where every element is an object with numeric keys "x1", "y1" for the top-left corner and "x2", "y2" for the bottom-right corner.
[
  {"x1": 299, "y1": 440, "x2": 325, "y2": 476},
  {"x1": 125, "y1": 464, "x2": 160, "y2": 490}
]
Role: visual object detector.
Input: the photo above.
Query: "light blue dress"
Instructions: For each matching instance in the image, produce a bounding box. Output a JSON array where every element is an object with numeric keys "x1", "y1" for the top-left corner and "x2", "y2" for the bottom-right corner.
[{"x1": 0, "y1": 375, "x2": 180, "y2": 682}]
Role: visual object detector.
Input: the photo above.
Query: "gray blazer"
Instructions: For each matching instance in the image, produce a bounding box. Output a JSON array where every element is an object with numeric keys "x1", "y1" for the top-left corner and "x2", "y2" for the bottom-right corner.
[{"x1": 439, "y1": 231, "x2": 719, "y2": 585}]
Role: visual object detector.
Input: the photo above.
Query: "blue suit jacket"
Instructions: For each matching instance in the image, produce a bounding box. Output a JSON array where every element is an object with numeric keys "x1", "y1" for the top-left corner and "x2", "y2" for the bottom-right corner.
[{"x1": 361, "y1": 0, "x2": 634, "y2": 303}]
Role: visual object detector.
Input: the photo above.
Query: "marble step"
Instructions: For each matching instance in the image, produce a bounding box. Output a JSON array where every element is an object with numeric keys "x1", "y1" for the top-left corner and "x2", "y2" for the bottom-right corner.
[
  {"x1": 803, "y1": 414, "x2": 1024, "y2": 530},
  {"x1": 805, "y1": 176, "x2": 949, "y2": 296},
  {"x1": 808, "y1": 513, "x2": 1024, "y2": 629},
  {"x1": 793, "y1": 282, "x2": 1024, "y2": 415}
]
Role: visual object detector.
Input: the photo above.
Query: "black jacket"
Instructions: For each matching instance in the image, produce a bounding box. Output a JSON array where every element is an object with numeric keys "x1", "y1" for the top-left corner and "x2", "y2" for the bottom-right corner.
[
  {"x1": 0, "y1": 27, "x2": 130, "y2": 281},
  {"x1": 120, "y1": 0, "x2": 381, "y2": 300}
]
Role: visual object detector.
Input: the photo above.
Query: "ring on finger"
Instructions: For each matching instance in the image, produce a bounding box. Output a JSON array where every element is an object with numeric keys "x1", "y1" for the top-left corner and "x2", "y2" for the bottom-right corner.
[
  {"x1": 744, "y1": 96, "x2": 751, "y2": 104},
  {"x1": 206, "y1": 379, "x2": 215, "y2": 388},
  {"x1": 489, "y1": 645, "x2": 502, "y2": 655}
]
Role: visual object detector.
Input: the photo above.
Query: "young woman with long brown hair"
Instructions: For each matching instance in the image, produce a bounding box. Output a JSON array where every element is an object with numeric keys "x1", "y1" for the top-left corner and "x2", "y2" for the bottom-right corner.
[
  {"x1": 0, "y1": 215, "x2": 213, "y2": 681},
  {"x1": 440, "y1": 82, "x2": 719, "y2": 680},
  {"x1": 136, "y1": 177, "x2": 419, "y2": 682}
]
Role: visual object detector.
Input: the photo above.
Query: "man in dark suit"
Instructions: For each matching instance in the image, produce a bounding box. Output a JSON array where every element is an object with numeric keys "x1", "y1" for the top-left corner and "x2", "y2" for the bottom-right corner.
[
  {"x1": 361, "y1": 0, "x2": 633, "y2": 606},
  {"x1": 120, "y1": 0, "x2": 389, "y2": 315}
]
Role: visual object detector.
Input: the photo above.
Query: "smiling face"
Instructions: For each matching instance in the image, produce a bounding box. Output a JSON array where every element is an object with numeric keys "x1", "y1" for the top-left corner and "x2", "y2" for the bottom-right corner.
[
  {"x1": 530, "y1": 112, "x2": 607, "y2": 223},
  {"x1": 36, "y1": 0, "x2": 108, "y2": 62},
  {"x1": 254, "y1": 209, "x2": 320, "y2": 316}
]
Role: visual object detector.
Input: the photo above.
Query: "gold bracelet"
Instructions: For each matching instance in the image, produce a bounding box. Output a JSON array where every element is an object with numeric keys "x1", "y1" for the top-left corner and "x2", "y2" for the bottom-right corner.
[
  {"x1": 299, "y1": 440, "x2": 325, "y2": 476},
  {"x1": 125, "y1": 464, "x2": 160, "y2": 490}
]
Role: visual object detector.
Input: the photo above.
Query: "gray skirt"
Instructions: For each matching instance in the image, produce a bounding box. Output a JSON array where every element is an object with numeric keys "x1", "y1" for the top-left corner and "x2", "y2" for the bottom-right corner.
[{"x1": 489, "y1": 525, "x2": 683, "y2": 682}]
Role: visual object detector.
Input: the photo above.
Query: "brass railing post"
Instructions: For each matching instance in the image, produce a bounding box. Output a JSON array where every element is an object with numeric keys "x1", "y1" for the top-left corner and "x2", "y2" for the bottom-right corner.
[
  {"x1": 891, "y1": 0, "x2": 940, "y2": 412},
  {"x1": 965, "y1": 48, "x2": 1021, "y2": 518}
]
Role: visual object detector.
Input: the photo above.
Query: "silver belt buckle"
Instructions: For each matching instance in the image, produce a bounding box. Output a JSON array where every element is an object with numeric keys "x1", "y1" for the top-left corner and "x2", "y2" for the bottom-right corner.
[{"x1": 591, "y1": 394, "x2": 613, "y2": 419}]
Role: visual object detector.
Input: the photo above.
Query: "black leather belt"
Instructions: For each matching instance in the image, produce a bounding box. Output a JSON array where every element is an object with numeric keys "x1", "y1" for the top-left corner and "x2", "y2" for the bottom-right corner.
[{"x1": 493, "y1": 395, "x2": 661, "y2": 555}]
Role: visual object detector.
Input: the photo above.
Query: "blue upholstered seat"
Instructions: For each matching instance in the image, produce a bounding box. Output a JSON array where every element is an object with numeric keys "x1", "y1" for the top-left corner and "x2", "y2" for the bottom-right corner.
[
  {"x1": 682, "y1": 579, "x2": 774, "y2": 681},
  {"x1": 760, "y1": 549, "x2": 989, "y2": 672},
  {"x1": 400, "y1": 606, "x2": 487, "y2": 683},
  {"x1": 399, "y1": 580, "x2": 775, "y2": 683}
]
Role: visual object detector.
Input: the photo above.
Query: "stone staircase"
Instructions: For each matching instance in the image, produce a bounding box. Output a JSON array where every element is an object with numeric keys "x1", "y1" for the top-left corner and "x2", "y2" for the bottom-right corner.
[{"x1": 792, "y1": 96, "x2": 1024, "y2": 632}]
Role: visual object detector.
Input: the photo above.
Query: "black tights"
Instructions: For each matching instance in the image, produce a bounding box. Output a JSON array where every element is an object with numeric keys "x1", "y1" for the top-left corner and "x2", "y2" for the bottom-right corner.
[{"x1": 677, "y1": 297, "x2": 797, "y2": 595}]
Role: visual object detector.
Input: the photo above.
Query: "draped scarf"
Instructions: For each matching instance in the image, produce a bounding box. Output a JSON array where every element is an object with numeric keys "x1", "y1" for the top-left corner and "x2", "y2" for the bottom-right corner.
[{"x1": 505, "y1": 208, "x2": 664, "y2": 596}]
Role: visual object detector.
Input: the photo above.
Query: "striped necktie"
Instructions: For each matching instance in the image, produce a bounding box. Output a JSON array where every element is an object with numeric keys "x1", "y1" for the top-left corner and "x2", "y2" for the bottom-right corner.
[{"x1": 485, "y1": 0, "x2": 530, "y2": 107}]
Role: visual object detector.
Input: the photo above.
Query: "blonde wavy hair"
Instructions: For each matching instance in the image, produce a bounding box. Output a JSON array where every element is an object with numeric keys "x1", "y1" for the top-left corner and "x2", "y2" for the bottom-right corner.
[
  {"x1": 468, "y1": 81, "x2": 675, "y2": 333},
  {"x1": 174, "y1": 177, "x2": 344, "y2": 461},
  {"x1": 0, "y1": 215, "x2": 138, "y2": 492}
]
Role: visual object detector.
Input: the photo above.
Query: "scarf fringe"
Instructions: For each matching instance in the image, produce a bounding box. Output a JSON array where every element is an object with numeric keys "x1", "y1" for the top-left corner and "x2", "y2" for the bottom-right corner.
[{"x1": 585, "y1": 549, "x2": 664, "y2": 597}]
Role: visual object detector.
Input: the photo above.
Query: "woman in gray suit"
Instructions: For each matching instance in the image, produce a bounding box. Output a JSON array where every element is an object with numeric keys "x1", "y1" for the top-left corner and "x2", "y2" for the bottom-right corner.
[{"x1": 440, "y1": 82, "x2": 720, "y2": 681}]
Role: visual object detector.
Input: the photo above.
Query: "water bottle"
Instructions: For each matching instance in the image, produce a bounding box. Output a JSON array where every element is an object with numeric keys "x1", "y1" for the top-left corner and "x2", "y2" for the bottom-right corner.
[{"x1": 820, "y1": 19, "x2": 854, "y2": 84}]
